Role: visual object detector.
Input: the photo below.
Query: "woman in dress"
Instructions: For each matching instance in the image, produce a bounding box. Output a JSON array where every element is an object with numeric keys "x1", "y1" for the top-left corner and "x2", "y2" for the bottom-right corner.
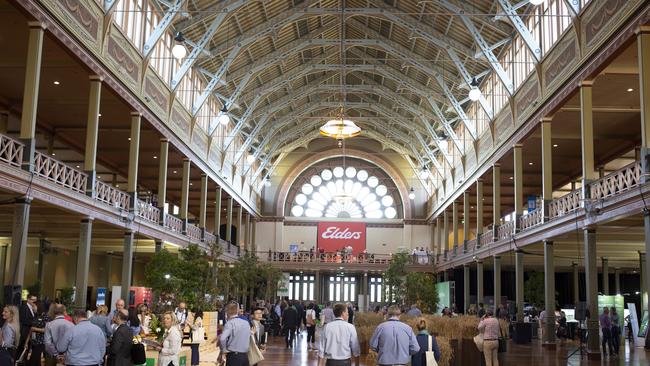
[
  {"x1": 0, "y1": 305, "x2": 20, "y2": 366},
  {"x1": 156, "y1": 312, "x2": 182, "y2": 366}
]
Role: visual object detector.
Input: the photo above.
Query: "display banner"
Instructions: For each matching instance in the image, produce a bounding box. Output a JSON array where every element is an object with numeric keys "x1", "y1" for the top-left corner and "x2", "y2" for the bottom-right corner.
[
  {"x1": 598, "y1": 295, "x2": 625, "y2": 329},
  {"x1": 436, "y1": 281, "x2": 455, "y2": 314},
  {"x1": 317, "y1": 222, "x2": 366, "y2": 254}
]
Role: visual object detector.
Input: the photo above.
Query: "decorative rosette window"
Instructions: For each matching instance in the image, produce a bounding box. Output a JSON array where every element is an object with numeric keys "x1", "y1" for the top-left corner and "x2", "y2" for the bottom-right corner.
[{"x1": 286, "y1": 158, "x2": 403, "y2": 219}]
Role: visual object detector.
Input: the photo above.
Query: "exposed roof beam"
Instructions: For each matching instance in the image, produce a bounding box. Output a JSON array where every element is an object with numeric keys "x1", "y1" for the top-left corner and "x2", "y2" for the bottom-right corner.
[
  {"x1": 495, "y1": 0, "x2": 542, "y2": 62},
  {"x1": 142, "y1": 0, "x2": 188, "y2": 59},
  {"x1": 170, "y1": 0, "x2": 248, "y2": 91}
]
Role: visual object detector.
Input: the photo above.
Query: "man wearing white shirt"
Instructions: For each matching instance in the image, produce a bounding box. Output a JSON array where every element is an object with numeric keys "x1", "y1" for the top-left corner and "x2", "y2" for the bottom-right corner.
[{"x1": 318, "y1": 303, "x2": 360, "y2": 366}]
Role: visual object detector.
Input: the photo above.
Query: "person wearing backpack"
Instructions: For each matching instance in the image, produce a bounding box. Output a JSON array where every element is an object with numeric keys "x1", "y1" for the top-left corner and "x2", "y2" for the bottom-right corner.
[{"x1": 305, "y1": 303, "x2": 317, "y2": 349}]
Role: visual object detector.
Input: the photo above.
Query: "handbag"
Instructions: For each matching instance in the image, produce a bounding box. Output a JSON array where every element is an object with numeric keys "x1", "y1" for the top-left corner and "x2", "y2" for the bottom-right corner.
[
  {"x1": 473, "y1": 333, "x2": 484, "y2": 352},
  {"x1": 247, "y1": 334, "x2": 264, "y2": 365},
  {"x1": 131, "y1": 342, "x2": 147, "y2": 365},
  {"x1": 498, "y1": 322, "x2": 507, "y2": 353},
  {"x1": 425, "y1": 335, "x2": 438, "y2": 366},
  {"x1": 191, "y1": 326, "x2": 205, "y2": 344}
]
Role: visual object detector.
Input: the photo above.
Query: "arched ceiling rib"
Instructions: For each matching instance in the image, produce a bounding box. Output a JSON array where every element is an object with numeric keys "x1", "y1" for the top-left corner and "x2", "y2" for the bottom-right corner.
[{"x1": 162, "y1": 0, "x2": 544, "y2": 180}]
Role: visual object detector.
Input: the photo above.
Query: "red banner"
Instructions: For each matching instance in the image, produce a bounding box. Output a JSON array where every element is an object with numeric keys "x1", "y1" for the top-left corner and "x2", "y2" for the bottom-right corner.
[{"x1": 317, "y1": 222, "x2": 366, "y2": 255}]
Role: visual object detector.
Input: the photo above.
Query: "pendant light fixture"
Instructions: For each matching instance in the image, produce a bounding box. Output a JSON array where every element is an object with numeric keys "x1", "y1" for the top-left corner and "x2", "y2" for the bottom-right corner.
[
  {"x1": 172, "y1": 32, "x2": 187, "y2": 59},
  {"x1": 529, "y1": 0, "x2": 545, "y2": 5},
  {"x1": 419, "y1": 166, "x2": 429, "y2": 180},
  {"x1": 408, "y1": 187, "x2": 416, "y2": 200},
  {"x1": 468, "y1": 77, "x2": 481, "y2": 101},
  {"x1": 218, "y1": 105, "x2": 230, "y2": 125},
  {"x1": 319, "y1": 0, "x2": 361, "y2": 141},
  {"x1": 264, "y1": 176, "x2": 271, "y2": 187}
]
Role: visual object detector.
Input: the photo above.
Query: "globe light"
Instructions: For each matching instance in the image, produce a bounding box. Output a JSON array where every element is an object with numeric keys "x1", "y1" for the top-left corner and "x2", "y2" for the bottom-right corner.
[
  {"x1": 264, "y1": 176, "x2": 271, "y2": 187},
  {"x1": 468, "y1": 87, "x2": 481, "y2": 101},
  {"x1": 172, "y1": 44, "x2": 187, "y2": 59},
  {"x1": 468, "y1": 77, "x2": 481, "y2": 101},
  {"x1": 172, "y1": 32, "x2": 187, "y2": 59},
  {"x1": 246, "y1": 154, "x2": 255, "y2": 164},
  {"x1": 408, "y1": 187, "x2": 416, "y2": 200},
  {"x1": 218, "y1": 105, "x2": 230, "y2": 125},
  {"x1": 529, "y1": 0, "x2": 544, "y2": 5},
  {"x1": 419, "y1": 167, "x2": 428, "y2": 180}
]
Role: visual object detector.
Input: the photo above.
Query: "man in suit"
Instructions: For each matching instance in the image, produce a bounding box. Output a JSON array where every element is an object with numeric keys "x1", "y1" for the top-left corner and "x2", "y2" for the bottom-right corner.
[
  {"x1": 108, "y1": 310, "x2": 133, "y2": 366},
  {"x1": 281, "y1": 302, "x2": 299, "y2": 348},
  {"x1": 18, "y1": 294, "x2": 37, "y2": 357}
]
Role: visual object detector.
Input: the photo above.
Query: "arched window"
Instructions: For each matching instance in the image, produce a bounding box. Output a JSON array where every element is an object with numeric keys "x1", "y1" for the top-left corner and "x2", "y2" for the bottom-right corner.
[{"x1": 286, "y1": 158, "x2": 402, "y2": 219}]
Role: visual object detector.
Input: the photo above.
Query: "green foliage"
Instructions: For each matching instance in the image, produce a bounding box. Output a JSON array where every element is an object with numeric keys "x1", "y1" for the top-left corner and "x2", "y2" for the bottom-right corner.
[
  {"x1": 405, "y1": 272, "x2": 439, "y2": 313},
  {"x1": 215, "y1": 253, "x2": 282, "y2": 308},
  {"x1": 144, "y1": 245, "x2": 212, "y2": 309},
  {"x1": 59, "y1": 287, "x2": 74, "y2": 307},
  {"x1": 524, "y1": 271, "x2": 545, "y2": 307},
  {"x1": 383, "y1": 252, "x2": 410, "y2": 304}
]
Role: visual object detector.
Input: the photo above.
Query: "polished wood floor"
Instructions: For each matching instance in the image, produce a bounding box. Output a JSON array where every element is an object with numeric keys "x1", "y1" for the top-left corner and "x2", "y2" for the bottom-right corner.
[{"x1": 259, "y1": 329, "x2": 650, "y2": 365}]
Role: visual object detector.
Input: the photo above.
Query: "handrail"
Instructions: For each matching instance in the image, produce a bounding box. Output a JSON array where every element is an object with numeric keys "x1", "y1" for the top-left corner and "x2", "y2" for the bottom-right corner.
[
  {"x1": 204, "y1": 231, "x2": 217, "y2": 245},
  {"x1": 258, "y1": 251, "x2": 433, "y2": 265},
  {"x1": 590, "y1": 161, "x2": 642, "y2": 200},
  {"x1": 33, "y1": 151, "x2": 87, "y2": 193},
  {"x1": 497, "y1": 221, "x2": 514, "y2": 240},
  {"x1": 520, "y1": 208, "x2": 543, "y2": 230},
  {"x1": 466, "y1": 238, "x2": 477, "y2": 252},
  {"x1": 186, "y1": 223, "x2": 202, "y2": 241},
  {"x1": 548, "y1": 189, "x2": 582, "y2": 219},
  {"x1": 95, "y1": 181, "x2": 130, "y2": 210},
  {"x1": 164, "y1": 214, "x2": 183, "y2": 234},
  {"x1": 479, "y1": 230, "x2": 493, "y2": 247},
  {"x1": 0, "y1": 133, "x2": 23, "y2": 168},
  {"x1": 136, "y1": 199, "x2": 160, "y2": 224}
]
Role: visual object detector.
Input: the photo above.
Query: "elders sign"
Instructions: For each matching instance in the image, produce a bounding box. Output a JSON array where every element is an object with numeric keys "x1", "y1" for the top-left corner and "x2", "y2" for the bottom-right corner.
[{"x1": 317, "y1": 222, "x2": 366, "y2": 255}]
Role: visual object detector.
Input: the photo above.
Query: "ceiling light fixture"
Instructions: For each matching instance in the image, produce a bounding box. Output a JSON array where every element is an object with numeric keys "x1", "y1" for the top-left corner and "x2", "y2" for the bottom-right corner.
[
  {"x1": 98, "y1": 113, "x2": 102, "y2": 117},
  {"x1": 408, "y1": 187, "x2": 416, "y2": 200},
  {"x1": 528, "y1": 162, "x2": 534, "y2": 165},
  {"x1": 627, "y1": 88, "x2": 634, "y2": 92},
  {"x1": 468, "y1": 77, "x2": 481, "y2": 101},
  {"x1": 319, "y1": 116, "x2": 361, "y2": 140},
  {"x1": 553, "y1": 144, "x2": 558, "y2": 147},
  {"x1": 264, "y1": 176, "x2": 272, "y2": 187},
  {"x1": 53, "y1": 81, "x2": 60, "y2": 85},
  {"x1": 246, "y1": 153, "x2": 255, "y2": 164},
  {"x1": 419, "y1": 166, "x2": 429, "y2": 180},
  {"x1": 153, "y1": 155, "x2": 158, "y2": 159},
  {"x1": 218, "y1": 105, "x2": 230, "y2": 125},
  {"x1": 509, "y1": 176, "x2": 513, "y2": 180},
  {"x1": 529, "y1": 0, "x2": 545, "y2": 5},
  {"x1": 172, "y1": 32, "x2": 187, "y2": 59},
  {"x1": 173, "y1": 170, "x2": 177, "y2": 174}
]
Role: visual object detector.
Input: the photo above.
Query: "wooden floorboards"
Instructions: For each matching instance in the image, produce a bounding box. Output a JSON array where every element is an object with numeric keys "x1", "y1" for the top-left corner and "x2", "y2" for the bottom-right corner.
[{"x1": 260, "y1": 329, "x2": 650, "y2": 365}]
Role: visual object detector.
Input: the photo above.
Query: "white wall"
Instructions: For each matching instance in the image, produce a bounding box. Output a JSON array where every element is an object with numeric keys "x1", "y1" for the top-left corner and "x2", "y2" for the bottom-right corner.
[{"x1": 254, "y1": 221, "x2": 432, "y2": 254}]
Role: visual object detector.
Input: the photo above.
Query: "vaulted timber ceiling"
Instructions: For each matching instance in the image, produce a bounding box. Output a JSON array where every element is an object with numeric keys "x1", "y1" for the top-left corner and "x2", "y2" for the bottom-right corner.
[{"x1": 164, "y1": 0, "x2": 530, "y2": 177}]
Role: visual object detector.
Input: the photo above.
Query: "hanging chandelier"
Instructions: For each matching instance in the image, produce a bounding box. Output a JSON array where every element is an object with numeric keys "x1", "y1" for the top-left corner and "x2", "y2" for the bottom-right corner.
[
  {"x1": 319, "y1": 116, "x2": 361, "y2": 139},
  {"x1": 320, "y1": 1, "x2": 361, "y2": 141}
]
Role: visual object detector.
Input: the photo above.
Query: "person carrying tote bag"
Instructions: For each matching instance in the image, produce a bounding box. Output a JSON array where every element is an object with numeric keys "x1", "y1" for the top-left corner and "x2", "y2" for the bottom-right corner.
[
  {"x1": 247, "y1": 334, "x2": 264, "y2": 366},
  {"x1": 412, "y1": 319, "x2": 440, "y2": 366}
]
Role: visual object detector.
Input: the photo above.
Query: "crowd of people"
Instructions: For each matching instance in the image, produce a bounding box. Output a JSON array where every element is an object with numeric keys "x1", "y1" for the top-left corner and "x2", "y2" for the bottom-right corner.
[{"x1": 0, "y1": 293, "x2": 631, "y2": 366}]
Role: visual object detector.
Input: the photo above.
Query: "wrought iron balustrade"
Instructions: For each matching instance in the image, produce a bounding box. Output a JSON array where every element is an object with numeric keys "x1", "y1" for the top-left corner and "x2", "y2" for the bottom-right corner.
[
  {"x1": 135, "y1": 199, "x2": 160, "y2": 224},
  {"x1": 164, "y1": 214, "x2": 183, "y2": 234},
  {"x1": 590, "y1": 161, "x2": 642, "y2": 200},
  {"x1": 548, "y1": 189, "x2": 582, "y2": 218},
  {"x1": 95, "y1": 181, "x2": 130, "y2": 210},
  {"x1": 0, "y1": 134, "x2": 23, "y2": 168},
  {"x1": 33, "y1": 151, "x2": 87, "y2": 193}
]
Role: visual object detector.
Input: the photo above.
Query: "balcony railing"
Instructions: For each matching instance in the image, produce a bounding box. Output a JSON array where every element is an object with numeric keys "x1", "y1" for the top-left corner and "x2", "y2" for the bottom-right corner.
[
  {"x1": 479, "y1": 230, "x2": 494, "y2": 247},
  {"x1": 95, "y1": 181, "x2": 130, "y2": 211},
  {"x1": 204, "y1": 231, "x2": 217, "y2": 245},
  {"x1": 590, "y1": 161, "x2": 642, "y2": 200},
  {"x1": 186, "y1": 223, "x2": 202, "y2": 241},
  {"x1": 260, "y1": 251, "x2": 433, "y2": 265},
  {"x1": 33, "y1": 151, "x2": 87, "y2": 193},
  {"x1": 520, "y1": 208, "x2": 543, "y2": 230},
  {"x1": 466, "y1": 238, "x2": 477, "y2": 252},
  {"x1": 164, "y1": 214, "x2": 183, "y2": 234},
  {"x1": 0, "y1": 134, "x2": 23, "y2": 168},
  {"x1": 548, "y1": 189, "x2": 582, "y2": 219},
  {"x1": 497, "y1": 221, "x2": 515, "y2": 241},
  {"x1": 135, "y1": 199, "x2": 160, "y2": 224}
]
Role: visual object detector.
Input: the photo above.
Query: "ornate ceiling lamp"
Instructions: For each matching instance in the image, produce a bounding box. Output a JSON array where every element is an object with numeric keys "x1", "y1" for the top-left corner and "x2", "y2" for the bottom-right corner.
[{"x1": 320, "y1": 0, "x2": 360, "y2": 142}]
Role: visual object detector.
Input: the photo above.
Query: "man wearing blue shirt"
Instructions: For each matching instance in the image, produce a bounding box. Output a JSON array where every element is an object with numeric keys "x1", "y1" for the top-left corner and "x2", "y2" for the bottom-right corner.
[
  {"x1": 369, "y1": 305, "x2": 420, "y2": 366},
  {"x1": 219, "y1": 303, "x2": 250, "y2": 366},
  {"x1": 57, "y1": 309, "x2": 106, "y2": 366}
]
